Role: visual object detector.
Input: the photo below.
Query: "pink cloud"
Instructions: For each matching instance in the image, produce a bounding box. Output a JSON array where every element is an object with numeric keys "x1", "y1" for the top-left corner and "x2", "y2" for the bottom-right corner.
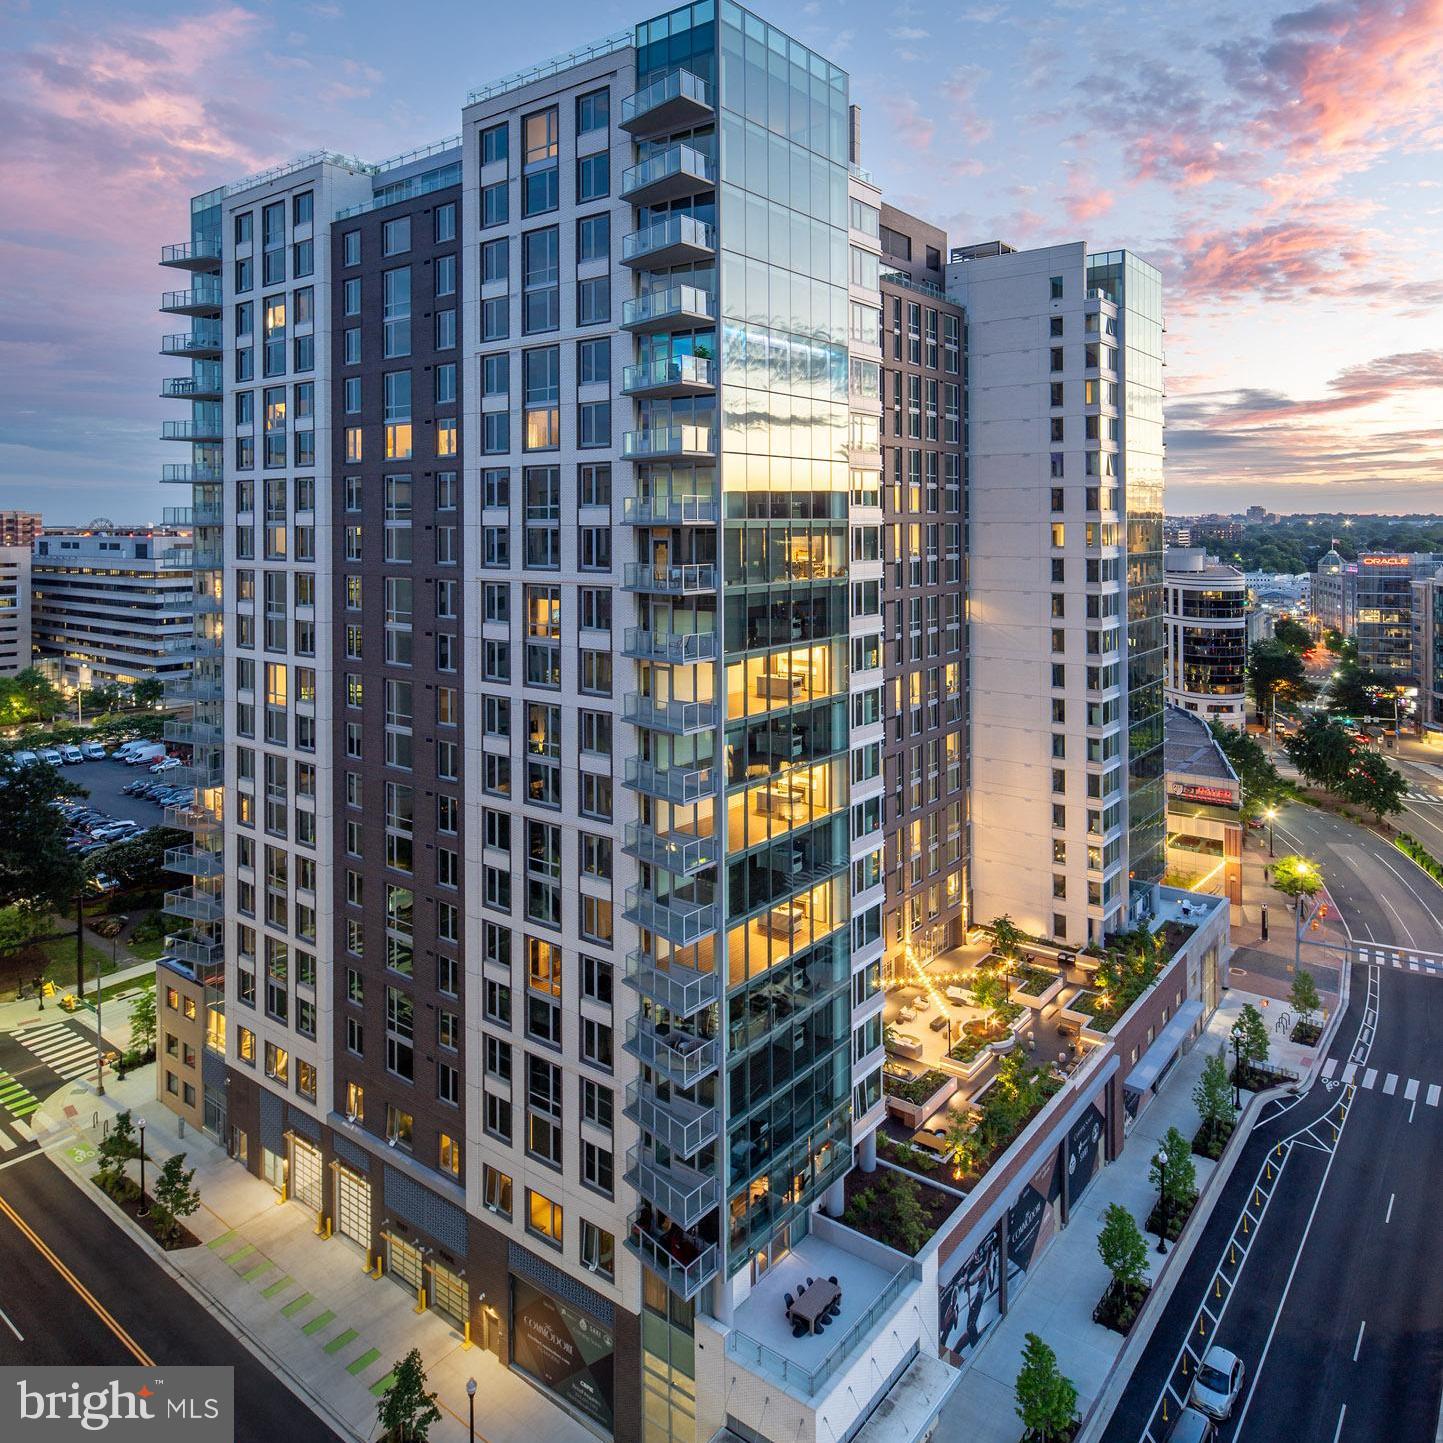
[
  {"x1": 1064, "y1": 188, "x2": 1115, "y2": 225},
  {"x1": 881, "y1": 96, "x2": 935, "y2": 152}
]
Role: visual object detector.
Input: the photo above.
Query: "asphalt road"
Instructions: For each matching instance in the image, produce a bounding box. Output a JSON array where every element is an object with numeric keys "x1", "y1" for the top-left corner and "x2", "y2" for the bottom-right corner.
[
  {"x1": 0, "y1": 1152, "x2": 340, "y2": 1441},
  {"x1": 1100, "y1": 799, "x2": 1443, "y2": 1443}
]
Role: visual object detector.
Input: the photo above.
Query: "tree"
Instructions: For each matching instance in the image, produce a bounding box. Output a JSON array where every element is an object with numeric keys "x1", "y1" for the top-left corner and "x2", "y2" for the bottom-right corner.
[
  {"x1": 1271, "y1": 853, "x2": 1322, "y2": 900},
  {"x1": 88, "y1": 827, "x2": 186, "y2": 890},
  {"x1": 0, "y1": 668, "x2": 64, "y2": 726},
  {"x1": 1289, "y1": 969, "x2": 1321, "y2": 1026},
  {"x1": 989, "y1": 913, "x2": 1024, "y2": 961},
  {"x1": 150, "y1": 1153, "x2": 200, "y2": 1244},
  {"x1": 131, "y1": 678, "x2": 165, "y2": 709},
  {"x1": 1097, "y1": 1203, "x2": 1149, "y2": 1292},
  {"x1": 943, "y1": 1115, "x2": 981, "y2": 1182},
  {"x1": 1272, "y1": 616, "x2": 1313, "y2": 652},
  {"x1": 1232, "y1": 1003, "x2": 1270, "y2": 1072},
  {"x1": 1248, "y1": 640, "x2": 1315, "y2": 723},
  {"x1": 376, "y1": 1349, "x2": 442, "y2": 1443},
  {"x1": 1340, "y1": 750, "x2": 1407, "y2": 824},
  {"x1": 972, "y1": 970, "x2": 1014, "y2": 1029},
  {"x1": 1192, "y1": 1046, "x2": 1235, "y2": 1145},
  {"x1": 1014, "y1": 1332, "x2": 1078, "y2": 1443},
  {"x1": 129, "y1": 988, "x2": 157, "y2": 1056},
  {"x1": 95, "y1": 1110, "x2": 140, "y2": 1196},
  {"x1": 0, "y1": 754, "x2": 84, "y2": 911},
  {"x1": 1327, "y1": 664, "x2": 1397, "y2": 721},
  {"x1": 1149, "y1": 1125, "x2": 1197, "y2": 1209},
  {"x1": 0, "y1": 903, "x2": 46, "y2": 956},
  {"x1": 1285, "y1": 714, "x2": 1357, "y2": 791},
  {"x1": 1209, "y1": 722, "x2": 1287, "y2": 818}
]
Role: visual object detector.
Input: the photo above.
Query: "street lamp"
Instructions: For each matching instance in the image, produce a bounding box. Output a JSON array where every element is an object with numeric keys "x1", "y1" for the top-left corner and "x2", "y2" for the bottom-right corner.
[
  {"x1": 137, "y1": 1119, "x2": 148, "y2": 1217},
  {"x1": 466, "y1": 1377, "x2": 477, "y2": 1443},
  {"x1": 1265, "y1": 806, "x2": 1277, "y2": 859},
  {"x1": 1231, "y1": 1028, "x2": 1244, "y2": 1110},
  {"x1": 1153, "y1": 1148, "x2": 1170, "y2": 1254}
]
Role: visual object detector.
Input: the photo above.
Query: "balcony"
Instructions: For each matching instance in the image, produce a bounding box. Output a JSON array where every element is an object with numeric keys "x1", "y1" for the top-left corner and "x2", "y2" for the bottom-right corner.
[
  {"x1": 626, "y1": 1079, "x2": 719, "y2": 1160},
  {"x1": 160, "y1": 328, "x2": 222, "y2": 359},
  {"x1": 166, "y1": 717, "x2": 222, "y2": 747},
  {"x1": 621, "y1": 355, "x2": 716, "y2": 399},
  {"x1": 623, "y1": 426, "x2": 715, "y2": 462},
  {"x1": 623, "y1": 694, "x2": 718, "y2": 735},
  {"x1": 624, "y1": 818, "x2": 718, "y2": 875},
  {"x1": 624, "y1": 949, "x2": 721, "y2": 1015},
  {"x1": 161, "y1": 375, "x2": 222, "y2": 402},
  {"x1": 190, "y1": 501, "x2": 224, "y2": 525},
  {"x1": 625, "y1": 1145, "x2": 719, "y2": 1229},
  {"x1": 622, "y1": 215, "x2": 716, "y2": 270},
  {"x1": 164, "y1": 886, "x2": 223, "y2": 923},
  {"x1": 623, "y1": 562, "x2": 716, "y2": 595},
  {"x1": 163, "y1": 802, "x2": 218, "y2": 836},
  {"x1": 162, "y1": 463, "x2": 222, "y2": 485},
  {"x1": 160, "y1": 239, "x2": 222, "y2": 270},
  {"x1": 625, "y1": 1212, "x2": 718, "y2": 1302},
  {"x1": 164, "y1": 932, "x2": 222, "y2": 968},
  {"x1": 161, "y1": 420, "x2": 222, "y2": 444},
  {"x1": 622, "y1": 627, "x2": 718, "y2": 665},
  {"x1": 621, "y1": 143, "x2": 715, "y2": 207},
  {"x1": 159, "y1": 284, "x2": 223, "y2": 317},
  {"x1": 624, "y1": 884, "x2": 717, "y2": 946},
  {"x1": 163, "y1": 845, "x2": 222, "y2": 878},
  {"x1": 619, "y1": 67, "x2": 713, "y2": 136},
  {"x1": 621, "y1": 284, "x2": 715, "y2": 333},
  {"x1": 622, "y1": 493, "x2": 720, "y2": 526},
  {"x1": 189, "y1": 547, "x2": 223, "y2": 571},
  {"x1": 623, "y1": 756, "x2": 715, "y2": 804},
  {"x1": 170, "y1": 758, "x2": 224, "y2": 790}
]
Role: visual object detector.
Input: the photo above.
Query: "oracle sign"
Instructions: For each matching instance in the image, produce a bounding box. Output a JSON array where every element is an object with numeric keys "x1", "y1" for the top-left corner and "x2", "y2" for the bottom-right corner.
[{"x1": 1360, "y1": 555, "x2": 1412, "y2": 567}]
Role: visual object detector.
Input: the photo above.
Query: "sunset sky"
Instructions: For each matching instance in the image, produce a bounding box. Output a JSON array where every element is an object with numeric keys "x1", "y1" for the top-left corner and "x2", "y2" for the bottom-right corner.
[{"x1": 2, "y1": 0, "x2": 1440, "y2": 521}]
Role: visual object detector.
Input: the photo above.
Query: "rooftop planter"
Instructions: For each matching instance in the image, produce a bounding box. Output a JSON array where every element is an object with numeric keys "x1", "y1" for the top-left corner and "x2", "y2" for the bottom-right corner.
[
  {"x1": 1009, "y1": 965, "x2": 1063, "y2": 1009},
  {"x1": 883, "y1": 1066, "x2": 956, "y2": 1128},
  {"x1": 947, "y1": 1005, "x2": 1026, "y2": 1068},
  {"x1": 841, "y1": 1164, "x2": 959, "y2": 1255}
]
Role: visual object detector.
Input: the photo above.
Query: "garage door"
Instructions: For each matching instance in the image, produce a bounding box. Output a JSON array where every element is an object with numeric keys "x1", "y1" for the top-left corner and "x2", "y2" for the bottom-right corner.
[
  {"x1": 388, "y1": 1234, "x2": 425, "y2": 1293},
  {"x1": 431, "y1": 1262, "x2": 468, "y2": 1329},
  {"x1": 291, "y1": 1138, "x2": 323, "y2": 1212},
  {"x1": 335, "y1": 1165, "x2": 371, "y2": 1249}
]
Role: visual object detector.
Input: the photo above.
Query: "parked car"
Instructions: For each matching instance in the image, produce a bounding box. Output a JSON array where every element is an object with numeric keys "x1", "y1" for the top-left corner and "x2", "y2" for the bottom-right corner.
[
  {"x1": 82, "y1": 741, "x2": 108, "y2": 760},
  {"x1": 36, "y1": 748, "x2": 63, "y2": 766},
  {"x1": 121, "y1": 780, "x2": 150, "y2": 796},
  {"x1": 60, "y1": 745, "x2": 85, "y2": 764},
  {"x1": 89, "y1": 872, "x2": 120, "y2": 894},
  {"x1": 1189, "y1": 1346, "x2": 1244, "y2": 1421},
  {"x1": 1166, "y1": 1407, "x2": 1217, "y2": 1442},
  {"x1": 149, "y1": 756, "x2": 181, "y2": 774},
  {"x1": 11, "y1": 749, "x2": 38, "y2": 768}
]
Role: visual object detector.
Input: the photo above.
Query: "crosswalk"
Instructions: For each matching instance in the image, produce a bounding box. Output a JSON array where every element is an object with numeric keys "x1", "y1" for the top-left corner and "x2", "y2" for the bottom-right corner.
[
  {"x1": 1321, "y1": 1057, "x2": 1443, "y2": 1107},
  {"x1": 10, "y1": 1021, "x2": 104, "y2": 1083},
  {"x1": 1401, "y1": 789, "x2": 1443, "y2": 804},
  {"x1": 0, "y1": 1069, "x2": 38, "y2": 1120},
  {"x1": 1353, "y1": 945, "x2": 1443, "y2": 975}
]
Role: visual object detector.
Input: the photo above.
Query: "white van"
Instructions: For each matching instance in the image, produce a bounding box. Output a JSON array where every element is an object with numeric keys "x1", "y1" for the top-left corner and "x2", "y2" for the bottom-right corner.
[
  {"x1": 11, "y1": 750, "x2": 38, "y2": 768},
  {"x1": 124, "y1": 742, "x2": 167, "y2": 767},
  {"x1": 60, "y1": 745, "x2": 85, "y2": 764}
]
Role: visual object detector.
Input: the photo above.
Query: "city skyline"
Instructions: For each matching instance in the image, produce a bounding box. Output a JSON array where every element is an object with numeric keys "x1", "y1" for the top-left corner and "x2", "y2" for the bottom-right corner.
[{"x1": 1, "y1": 0, "x2": 1440, "y2": 519}]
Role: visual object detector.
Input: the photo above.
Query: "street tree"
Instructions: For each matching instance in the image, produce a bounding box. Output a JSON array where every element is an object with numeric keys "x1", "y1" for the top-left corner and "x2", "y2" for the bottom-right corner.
[
  {"x1": 1272, "y1": 617, "x2": 1313, "y2": 652},
  {"x1": 0, "y1": 903, "x2": 46, "y2": 957},
  {"x1": 1232, "y1": 1003, "x2": 1271, "y2": 1073},
  {"x1": 131, "y1": 678, "x2": 165, "y2": 709},
  {"x1": 1289, "y1": 969, "x2": 1321, "y2": 1027},
  {"x1": 0, "y1": 754, "x2": 84, "y2": 911},
  {"x1": 989, "y1": 913, "x2": 1024, "y2": 961},
  {"x1": 1340, "y1": 751, "x2": 1407, "y2": 824},
  {"x1": 1192, "y1": 1046, "x2": 1235, "y2": 1147},
  {"x1": 1285, "y1": 714, "x2": 1357, "y2": 791},
  {"x1": 1327, "y1": 664, "x2": 1397, "y2": 721},
  {"x1": 1271, "y1": 854, "x2": 1323, "y2": 900},
  {"x1": 0, "y1": 669, "x2": 64, "y2": 726},
  {"x1": 87, "y1": 827, "x2": 186, "y2": 891},
  {"x1": 1209, "y1": 722, "x2": 1287, "y2": 818},
  {"x1": 1248, "y1": 640, "x2": 1315, "y2": 724},
  {"x1": 1148, "y1": 1125, "x2": 1197, "y2": 1210},
  {"x1": 1014, "y1": 1332, "x2": 1079, "y2": 1443},
  {"x1": 376, "y1": 1349, "x2": 442, "y2": 1442},
  {"x1": 95, "y1": 1110, "x2": 140, "y2": 1198},
  {"x1": 1096, "y1": 1203, "x2": 1149, "y2": 1292},
  {"x1": 129, "y1": 988, "x2": 158, "y2": 1057},
  {"x1": 150, "y1": 1154, "x2": 200, "y2": 1245}
]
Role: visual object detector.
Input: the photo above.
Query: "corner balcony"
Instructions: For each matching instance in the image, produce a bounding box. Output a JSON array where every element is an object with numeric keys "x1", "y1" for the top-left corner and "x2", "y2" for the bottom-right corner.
[
  {"x1": 163, "y1": 844, "x2": 223, "y2": 878},
  {"x1": 164, "y1": 931, "x2": 222, "y2": 968},
  {"x1": 624, "y1": 1018, "x2": 719, "y2": 1087},
  {"x1": 622, "y1": 425, "x2": 715, "y2": 462},
  {"x1": 622, "y1": 493, "x2": 721, "y2": 526},
  {"x1": 623, "y1": 694, "x2": 717, "y2": 735},
  {"x1": 621, "y1": 284, "x2": 715, "y2": 333},
  {"x1": 164, "y1": 805, "x2": 218, "y2": 837},
  {"x1": 624, "y1": 948, "x2": 721, "y2": 1015},
  {"x1": 161, "y1": 375, "x2": 222, "y2": 402},
  {"x1": 625, "y1": 1212, "x2": 719, "y2": 1302},
  {"x1": 165, "y1": 716, "x2": 222, "y2": 747},
  {"x1": 625, "y1": 1145, "x2": 719, "y2": 1229},
  {"x1": 623, "y1": 562, "x2": 716, "y2": 595},
  {"x1": 191, "y1": 500, "x2": 224, "y2": 525},
  {"x1": 160, "y1": 239, "x2": 222, "y2": 271},
  {"x1": 622, "y1": 215, "x2": 716, "y2": 270},
  {"x1": 159, "y1": 284, "x2": 223, "y2": 317},
  {"x1": 623, "y1": 883, "x2": 717, "y2": 947},
  {"x1": 626, "y1": 1080, "x2": 720, "y2": 1156},
  {"x1": 160, "y1": 328, "x2": 222, "y2": 359},
  {"x1": 170, "y1": 757, "x2": 224, "y2": 790},
  {"x1": 623, "y1": 756, "x2": 716, "y2": 804},
  {"x1": 622, "y1": 627, "x2": 718, "y2": 665},
  {"x1": 620, "y1": 143, "x2": 715, "y2": 207},
  {"x1": 623, "y1": 818, "x2": 718, "y2": 874},
  {"x1": 162, "y1": 463, "x2": 222, "y2": 485},
  {"x1": 619, "y1": 67, "x2": 713, "y2": 137},
  {"x1": 164, "y1": 886, "x2": 223, "y2": 923},
  {"x1": 161, "y1": 419, "x2": 223, "y2": 444},
  {"x1": 621, "y1": 355, "x2": 715, "y2": 400}
]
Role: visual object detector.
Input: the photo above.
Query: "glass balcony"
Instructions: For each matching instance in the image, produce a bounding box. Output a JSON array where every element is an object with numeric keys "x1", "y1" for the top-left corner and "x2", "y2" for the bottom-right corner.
[
  {"x1": 619, "y1": 67, "x2": 713, "y2": 136},
  {"x1": 190, "y1": 501, "x2": 224, "y2": 524},
  {"x1": 623, "y1": 756, "x2": 715, "y2": 804},
  {"x1": 624, "y1": 819, "x2": 718, "y2": 874},
  {"x1": 161, "y1": 420, "x2": 222, "y2": 443},
  {"x1": 189, "y1": 547, "x2": 223, "y2": 571},
  {"x1": 164, "y1": 845, "x2": 223, "y2": 878},
  {"x1": 625, "y1": 1145, "x2": 718, "y2": 1228},
  {"x1": 160, "y1": 239, "x2": 222, "y2": 270},
  {"x1": 160, "y1": 327, "x2": 222, "y2": 359},
  {"x1": 164, "y1": 804, "x2": 218, "y2": 837},
  {"x1": 622, "y1": 215, "x2": 716, "y2": 269},
  {"x1": 170, "y1": 757, "x2": 224, "y2": 790},
  {"x1": 621, "y1": 284, "x2": 715, "y2": 332},
  {"x1": 621, "y1": 143, "x2": 715, "y2": 207},
  {"x1": 624, "y1": 949, "x2": 721, "y2": 1016},
  {"x1": 162, "y1": 463, "x2": 223, "y2": 485},
  {"x1": 159, "y1": 284, "x2": 223, "y2": 316},
  {"x1": 622, "y1": 627, "x2": 718, "y2": 665},
  {"x1": 626, "y1": 1080, "x2": 719, "y2": 1158},
  {"x1": 165, "y1": 716, "x2": 222, "y2": 747},
  {"x1": 622, "y1": 493, "x2": 720, "y2": 526},
  {"x1": 625, "y1": 1213, "x2": 719, "y2": 1302},
  {"x1": 623, "y1": 562, "x2": 717, "y2": 595},
  {"x1": 623, "y1": 694, "x2": 718, "y2": 735},
  {"x1": 161, "y1": 375, "x2": 222, "y2": 402},
  {"x1": 164, "y1": 886, "x2": 223, "y2": 923},
  {"x1": 624, "y1": 884, "x2": 717, "y2": 947},
  {"x1": 621, "y1": 355, "x2": 715, "y2": 399},
  {"x1": 164, "y1": 932, "x2": 222, "y2": 968},
  {"x1": 622, "y1": 426, "x2": 715, "y2": 461}
]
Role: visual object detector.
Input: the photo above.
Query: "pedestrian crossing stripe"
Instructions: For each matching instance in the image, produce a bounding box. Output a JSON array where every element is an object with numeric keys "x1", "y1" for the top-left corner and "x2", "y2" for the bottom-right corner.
[
  {"x1": 1403, "y1": 790, "x2": 1443, "y2": 803},
  {"x1": 0, "y1": 1072, "x2": 38, "y2": 1118},
  {"x1": 10, "y1": 1024, "x2": 103, "y2": 1081},
  {"x1": 1353, "y1": 946, "x2": 1443, "y2": 974},
  {"x1": 1320, "y1": 1059, "x2": 1442, "y2": 1103}
]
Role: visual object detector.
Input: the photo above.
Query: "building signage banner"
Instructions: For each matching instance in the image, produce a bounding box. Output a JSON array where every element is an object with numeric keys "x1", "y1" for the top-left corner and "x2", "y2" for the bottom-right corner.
[
  {"x1": 1007, "y1": 1151, "x2": 1061, "y2": 1275},
  {"x1": 510, "y1": 1276, "x2": 615, "y2": 1434},
  {"x1": 1167, "y1": 782, "x2": 1236, "y2": 806},
  {"x1": 1067, "y1": 1102, "x2": 1105, "y2": 1201},
  {"x1": 938, "y1": 1225, "x2": 1002, "y2": 1367}
]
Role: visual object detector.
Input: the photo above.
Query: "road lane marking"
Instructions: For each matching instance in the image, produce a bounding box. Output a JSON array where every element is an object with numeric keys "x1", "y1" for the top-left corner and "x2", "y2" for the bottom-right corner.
[
  {"x1": 1383, "y1": 1073, "x2": 1398, "y2": 1095},
  {"x1": 1363, "y1": 1068, "x2": 1378, "y2": 1089},
  {"x1": 1334, "y1": 1404, "x2": 1347, "y2": 1443},
  {"x1": 0, "y1": 1306, "x2": 21, "y2": 1341},
  {"x1": 0, "y1": 1132, "x2": 14, "y2": 1154},
  {"x1": 1343, "y1": 1063, "x2": 1357, "y2": 1084},
  {"x1": 1387, "y1": 1193, "x2": 1395, "y2": 1223},
  {"x1": 1430, "y1": 1085, "x2": 1441, "y2": 1107},
  {"x1": 1353, "y1": 1320, "x2": 1366, "y2": 1361},
  {"x1": 1405, "y1": 1079, "x2": 1419, "y2": 1101},
  {"x1": 1322, "y1": 1058, "x2": 1337, "y2": 1079}
]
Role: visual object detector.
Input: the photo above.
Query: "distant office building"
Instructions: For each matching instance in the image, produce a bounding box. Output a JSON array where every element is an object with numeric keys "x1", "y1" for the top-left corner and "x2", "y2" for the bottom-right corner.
[
  {"x1": 1163, "y1": 523, "x2": 1192, "y2": 547},
  {"x1": 1312, "y1": 547, "x2": 1354, "y2": 637},
  {"x1": 0, "y1": 512, "x2": 43, "y2": 549},
  {"x1": 1353, "y1": 553, "x2": 1441, "y2": 679},
  {"x1": 0, "y1": 547, "x2": 32, "y2": 676},
  {"x1": 1165, "y1": 548, "x2": 1247, "y2": 729},
  {"x1": 1164, "y1": 705, "x2": 1242, "y2": 907},
  {"x1": 1412, "y1": 572, "x2": 1443, "y2": 731},
  {"x1": 1191, "y1": 519, "x2": 1243, "y2": 546},
  {"x1": 31, "y1": 529, "x2": 194, "y2": 687}
]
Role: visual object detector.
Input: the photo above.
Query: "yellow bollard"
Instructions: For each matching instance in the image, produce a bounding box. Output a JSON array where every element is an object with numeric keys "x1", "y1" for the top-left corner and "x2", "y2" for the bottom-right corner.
[
  {"x1": 1333, "y1": 1124, "x2": 1338, "y2": 1142},
  {"x1": 1230, "y1": 1244, "x2": 1237, "y2": 1266},
  {"x1": 461, "y1": 1318, "x2": 473, "y2": 1351},
  {"x1": 277, "y1": 1182, "x2": 287, "y2": 1204},
  {"x1": 362, "y1": 1250, "x2": 373, "y2": 1273},
  {"x1": 1266, "y1": 1163, "x2": 1272, "y2": 1181},
  {"x1": 1181, "y1": 1355, "x2": 1189, "y2": 1376},
  {"x1": 1254, "y1": 1188, "x2": 1261, "y2": 1207},
  {"x1": 373, "y1": 1257, "x2": 384, "y2": 1279},
  {"x1": 1215, "y1": 1276, "x2": 1222, "y2": 1299},
  {"x1": 414, "y1": 1282, "x2": 427, "y2": 1315},
  {"x1": 1275, "y1": 1142, "x2": 1282, "y2": 1158},
  {"x1": 1162, "y1": 1398, "x2": 1169, "y2": 1424},
  {"x1": 1243, "y1": 1214, "x2": 1250, "y2": 1234},
  {"x1": 1198, "y1": 1316, "x2": 1207, "y2": 1337}
]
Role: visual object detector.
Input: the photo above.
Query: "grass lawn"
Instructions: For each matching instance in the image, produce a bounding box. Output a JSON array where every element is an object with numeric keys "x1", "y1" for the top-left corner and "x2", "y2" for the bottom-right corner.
[
  {"x1": 84, "y1": 975, "x2": 155, "y2": 1012},
  {"x1": 127, "y1": 936, "x2": 166, "y2": 963},
  {"x1": 38, "y1": 935, "x2": 120, "y2": 992}
]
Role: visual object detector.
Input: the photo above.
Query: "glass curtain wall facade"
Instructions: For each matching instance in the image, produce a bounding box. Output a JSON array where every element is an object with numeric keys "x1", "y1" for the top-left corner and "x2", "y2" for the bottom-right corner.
[{"x1": 1088, "y1": 252, "x2": 1164, "y2": 903}]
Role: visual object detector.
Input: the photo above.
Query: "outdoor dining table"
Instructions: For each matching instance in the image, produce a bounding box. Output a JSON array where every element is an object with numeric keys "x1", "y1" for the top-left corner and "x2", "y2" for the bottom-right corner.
[{"x1": 789, "y1": 1277, "x2": 840, "y2": 1334}]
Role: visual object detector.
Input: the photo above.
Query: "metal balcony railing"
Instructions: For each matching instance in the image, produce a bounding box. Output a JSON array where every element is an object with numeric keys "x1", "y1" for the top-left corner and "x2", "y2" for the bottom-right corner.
[
  {"x1": 621, "y1": 425, "x2": 715, "y2": 461},
  {"x1": 621, "y1": 493, "x2": 720, "y2": 526},
  {"x1": 623, "y1": 694, "x2": 717, "y2": 735},
  {"x1": 622, "y1": 627, "x2": 718, "y2": 665},
  {"x1": 620, "y1": 143, "x2": 715, "y2": 206},
  {"x1": 621, "y1": 355, "x2": 716, "y2": 397},
  {"x1": 625, "y1": 1080, "x2": 720, "y2": 1157},
  {"x1": 622, "y1": 215, "x2": 715, "y2": 269},
  {"x1": 625, "y1": 1145, "x2": 719, "y2": 1228},
  {"x1": 622, "y1": 562, "x2": 716, "y2": 595},
  {"x1": 623, "y1": 756, "x2": 715, "y2": 804},
  {"x1": 621, "y1": 284, "x2": 715, "y2": 332},
  {"x1": 623, "y1": 819, "x2": 718, "y2": 875},
  {"x1": 623, "y1": 949, "x2": 721, "y2": 1016},
  {"x1": 624, "y1": 1215, "x2": 718, "y2": 1301},
  {"x1": 160, "y1": 239, "x2": 222, "y2": 268},
  {"x1": 624, "y1": 1016, "x2": 719, "y2": 1086}
]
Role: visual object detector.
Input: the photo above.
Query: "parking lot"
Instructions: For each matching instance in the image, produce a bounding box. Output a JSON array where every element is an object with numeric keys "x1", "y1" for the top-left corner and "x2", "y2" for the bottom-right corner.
[{"x1": 61, "y1": 755, "x2": 172, "y2": 828}]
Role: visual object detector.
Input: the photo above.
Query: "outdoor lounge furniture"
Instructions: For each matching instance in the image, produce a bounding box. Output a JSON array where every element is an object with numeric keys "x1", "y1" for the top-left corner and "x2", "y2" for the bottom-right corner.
[
  {"x1": 896, "y1": 1004, "x2": 917, "y2": 1023},
  {"x1": 945, "y1": 985, "x2": 971, "y2": 1006},
  {"x1": 789, "y1": 1278, "x2": 842, "y2": 1335}
]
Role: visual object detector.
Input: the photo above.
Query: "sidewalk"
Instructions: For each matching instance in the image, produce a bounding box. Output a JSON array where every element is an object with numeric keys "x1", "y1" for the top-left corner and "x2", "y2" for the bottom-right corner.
[
  {"x1": 0, "y1": 959, "x2": 153, "y2": 1038},
  {"x1": 932, "y1": 988, "x2": 1285, "y2": 1443},
  {"x1": 30, "y1": 1067, "x2": 594, "y2": 1443}
]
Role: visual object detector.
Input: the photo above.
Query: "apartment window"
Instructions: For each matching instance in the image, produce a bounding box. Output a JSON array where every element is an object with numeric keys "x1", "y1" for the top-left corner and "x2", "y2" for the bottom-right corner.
[
  {"x1": 580, "y1": 1220, "x2": 615, "y2": 1279},
  {"x1": 526, "y1": 1188, "x2": 563, "y2": 1247},
  {"x1": 481, "y1": 296, "x2": 507, "y2": 342},
  {"x1": 382, "y1": 217, "x2": 411, "y2": 256},
  {"x1": 576, "y1": 88, "x2": 609, "y2": 134},
  {"x1": 522, "y1": 227, "x2": 560, "y2": 334},
  {"x1": 578, "y1": 400, "x2": 611, "y2": 448},
  {"x1": 435, "y1": 362, "x2": 457, "y2": 405},
  {"x1": 382, "y1": 266, "x2": 411, "y2": 358},
  {"x1": 523, "y1": 346, "x2": 560, "y2": 450},
  {"x1": 383, "y1": 370, "x2": 413, "y2": 459},
  {"x1": 581, "y1": 1143, "x2": 614, "y2": 1199},
  {"x1": 435, "y1": 202, "x2": 456, "y2": 243},
  {"x1": 578, "y1": 462, "x2": 611, "y2": 506},
  {"x1": 577, "y1": 337, "x2": 610, "y2": 387},
  {"x1": 235, "y1": 212, "x2": 253, "y2": 245},
  {"x1": 436, "y1": 308, "x2": 457, "y2": 349},
  {"x1": 481, "y1": 180, "x2": 508, "y2": 228},
  {"x1": 576, "y1": 152, "x2": 609, "y2": 202},
  {"x1": 435, "y1": 254, "x2": 456, "y2": 298},
  {"x1": 483, "y1": 1165, "x2": 512, "y2": 1218},
  {"x1": 342, "y1": 230, "x2": 360, "y2": 265},
  {"x1": 292, "y1": 191, "x2": 312, "y2": 226},
  {"x1": 522, "y1": 106, "x2": 559, "y2": 216},
  {"x1": 481, "y1": 122, "x2": 508, "y2": 166},
  {"x1": 577, "y1": 275, "x2": 610, "y2": 325},
  {"x1": 577, "y1": 212, "x2": 609, "y2": 263}
]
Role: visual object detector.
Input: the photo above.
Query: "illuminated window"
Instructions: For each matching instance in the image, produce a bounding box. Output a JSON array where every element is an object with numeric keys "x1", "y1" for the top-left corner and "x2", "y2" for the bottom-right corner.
[
  {"x1": 526, "y1": 1187, "x2": 563, "y2": 1246},
  {"x1": 345, "y1": 428, "x2": 363, "y2": 463},
  {"x1": 439, "y1": 1132, "x2": 460, "y2": 1177}
]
